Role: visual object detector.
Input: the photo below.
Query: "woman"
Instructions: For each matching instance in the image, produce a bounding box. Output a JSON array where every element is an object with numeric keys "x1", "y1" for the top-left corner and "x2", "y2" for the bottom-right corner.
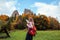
[{"x1": 25, "y1": 17, "x2": 34, "y2": 40}]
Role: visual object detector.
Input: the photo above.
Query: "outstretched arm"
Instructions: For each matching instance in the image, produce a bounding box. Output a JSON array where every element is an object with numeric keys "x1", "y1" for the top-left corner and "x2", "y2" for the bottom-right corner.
[{"x1": 26, "y1": 19, "x2": 29, "y2": 23}]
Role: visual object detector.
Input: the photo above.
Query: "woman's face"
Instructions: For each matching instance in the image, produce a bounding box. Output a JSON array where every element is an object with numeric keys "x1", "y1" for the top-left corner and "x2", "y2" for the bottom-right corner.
[{"x1": 29, "y1": 18, "x2": 33, "y2": 22}]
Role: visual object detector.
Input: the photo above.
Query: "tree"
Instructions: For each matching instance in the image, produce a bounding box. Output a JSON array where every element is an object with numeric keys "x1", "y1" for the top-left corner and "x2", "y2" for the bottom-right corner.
[
  {"x1": 34, "y1": 15, "x2": 50, "y2": 30},
  {"x1": 10, "y1": 10, "x2": 20, "y2": 30},
  {"x1": 0, "y1": 15, "x2": 9, "y2": 22},
  {"x1": 49, "y1": 17, "x2": 59, "y2": 30},
  {"x1": 39, "y1": 15, "x2": 50, "y2": 30},
  {"x1": 0, "y1": 15, "x2": 9, "y2": 30}
]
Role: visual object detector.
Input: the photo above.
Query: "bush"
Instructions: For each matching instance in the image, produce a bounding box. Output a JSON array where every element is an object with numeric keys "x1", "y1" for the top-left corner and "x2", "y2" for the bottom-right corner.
[{"x1": 15, "y1": 24, "x2": 26, "y2": 30}]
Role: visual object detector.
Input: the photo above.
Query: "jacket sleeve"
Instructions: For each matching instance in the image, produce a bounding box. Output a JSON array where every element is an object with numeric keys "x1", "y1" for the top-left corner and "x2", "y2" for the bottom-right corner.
[{"x1": 27, "y1": 22, "x2": 33, "y2": 28}]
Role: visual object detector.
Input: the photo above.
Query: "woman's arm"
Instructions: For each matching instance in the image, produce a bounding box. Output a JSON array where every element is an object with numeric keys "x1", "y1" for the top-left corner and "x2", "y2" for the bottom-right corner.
[
  {"x1": 27, "y1": 22, "x2": 33, "y2": 28},
  {"x1": 26, "y1": 19, "x2": 29, "y2": 23}
]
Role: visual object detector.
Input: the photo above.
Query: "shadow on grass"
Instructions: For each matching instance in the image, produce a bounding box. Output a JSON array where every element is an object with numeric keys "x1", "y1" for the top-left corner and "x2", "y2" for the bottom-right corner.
[{"x1": 0, "y1": 36, "x2": 10, "y2": 39}]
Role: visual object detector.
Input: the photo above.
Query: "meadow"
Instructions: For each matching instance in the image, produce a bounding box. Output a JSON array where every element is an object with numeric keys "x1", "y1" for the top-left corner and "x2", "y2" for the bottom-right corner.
[{"x1": 0, "y1": 30, "x2": 60, "y2": 40}]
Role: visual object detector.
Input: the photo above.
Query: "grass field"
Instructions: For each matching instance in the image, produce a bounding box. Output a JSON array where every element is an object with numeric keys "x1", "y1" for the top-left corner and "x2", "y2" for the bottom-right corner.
[{"x1": 0, "y1": 30, "x2": 60, "y2": 40}]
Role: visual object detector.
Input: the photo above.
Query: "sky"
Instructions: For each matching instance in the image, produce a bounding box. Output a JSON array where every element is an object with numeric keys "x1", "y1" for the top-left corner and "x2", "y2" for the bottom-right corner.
[{"x1": 0, "y1": 0, "x2": 60, "y2": 22}]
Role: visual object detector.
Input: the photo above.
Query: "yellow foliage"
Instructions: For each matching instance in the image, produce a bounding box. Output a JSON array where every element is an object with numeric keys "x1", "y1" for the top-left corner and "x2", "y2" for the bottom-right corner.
[{"x1": 0, "y1": 15, "x2": 9, "y2": 22}]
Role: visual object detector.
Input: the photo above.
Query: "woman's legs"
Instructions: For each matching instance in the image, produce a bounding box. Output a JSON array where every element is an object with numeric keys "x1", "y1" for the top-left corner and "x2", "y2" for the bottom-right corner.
[
  {"x1": 26, "y1": 33, "x2": 29, "y2": 40},
  {"x1": 26, "y1": 32, "x2": 33, "y2": 40},
  {"x1": 30, "y1": 35, "x2": 33, "y2": 40}
]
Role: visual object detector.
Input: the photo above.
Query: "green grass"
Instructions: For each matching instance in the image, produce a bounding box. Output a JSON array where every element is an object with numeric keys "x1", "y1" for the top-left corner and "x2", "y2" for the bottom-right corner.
[{"x1": 0, "y1": 30, "x2": 60, "y2": 40}]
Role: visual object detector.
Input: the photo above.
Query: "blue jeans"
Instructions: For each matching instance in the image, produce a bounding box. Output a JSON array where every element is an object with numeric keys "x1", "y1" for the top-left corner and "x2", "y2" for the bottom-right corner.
[{"x1": 26, "y1": 32, "x2": 33, "y2": 40}]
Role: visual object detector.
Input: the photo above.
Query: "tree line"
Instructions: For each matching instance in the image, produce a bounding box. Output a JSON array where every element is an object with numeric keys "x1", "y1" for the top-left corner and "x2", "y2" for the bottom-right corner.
[{"x1": 0, "y1": 9, "x2": 60, "y2": 30}]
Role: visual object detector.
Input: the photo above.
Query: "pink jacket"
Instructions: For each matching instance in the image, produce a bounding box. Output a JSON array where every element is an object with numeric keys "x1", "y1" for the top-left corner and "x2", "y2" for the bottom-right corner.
[{"x1": 26, "y1": 20, "x2": 34, "y2": 29}]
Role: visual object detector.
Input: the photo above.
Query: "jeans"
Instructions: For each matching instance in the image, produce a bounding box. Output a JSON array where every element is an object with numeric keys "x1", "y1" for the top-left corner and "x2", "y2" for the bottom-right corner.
[{"x1": 26, "y1": 32, "x2": 33, "y2": 40}]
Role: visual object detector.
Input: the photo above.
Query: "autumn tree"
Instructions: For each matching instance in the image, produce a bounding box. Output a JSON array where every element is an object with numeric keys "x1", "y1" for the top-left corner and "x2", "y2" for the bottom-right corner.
[
  {"x1": 49, "y1": 16, "x2": 59, "y2": 30},
  {"x1": 34, "y1": 14, "x2": 50, "y2": 30},
  {"x1": 0, "y1": 15, "x2": 9, "y2": 31},
  {"x1": 22, "y1": 9, "x2": 35, "y2": 29},
  {"x1": 0, "y1": 15, "x2": 9, "y2": 22},
  {"x1": 39, "y1": 15, "x2": 50, "y2": 30},
  {"x1": 10, "y1": 10, "x2": 20, "y2": 30}
]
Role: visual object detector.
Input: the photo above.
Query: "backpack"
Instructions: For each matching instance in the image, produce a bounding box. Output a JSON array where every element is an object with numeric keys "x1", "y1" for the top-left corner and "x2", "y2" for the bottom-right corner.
[{"x1": 28, "y1": 26, "x2": 36, "y2": 36}]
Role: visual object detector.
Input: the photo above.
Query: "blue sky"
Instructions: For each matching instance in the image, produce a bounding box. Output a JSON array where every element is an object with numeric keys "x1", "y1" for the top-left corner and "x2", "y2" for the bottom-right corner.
[{"x1": 0, "y1": 0, "x2": 60, "y2": 22}]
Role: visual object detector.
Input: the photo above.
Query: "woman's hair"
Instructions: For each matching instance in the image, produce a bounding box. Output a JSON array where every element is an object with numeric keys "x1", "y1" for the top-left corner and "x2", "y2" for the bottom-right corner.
[
  {"x1": 28, "y1": 17, "x2": 34, "y2": 26},
  {"x1": 29, "y1": 17, "x2": 33, "y2": 22}
]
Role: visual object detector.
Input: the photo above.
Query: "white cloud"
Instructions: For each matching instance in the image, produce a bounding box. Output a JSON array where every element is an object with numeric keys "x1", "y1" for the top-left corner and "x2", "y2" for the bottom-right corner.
[
  {"x1": 0, "y1": 0, "x2": 17, "y2": 16},
  {"x1": 31, "y1": 2, "x2": 60, "y2": 22}
]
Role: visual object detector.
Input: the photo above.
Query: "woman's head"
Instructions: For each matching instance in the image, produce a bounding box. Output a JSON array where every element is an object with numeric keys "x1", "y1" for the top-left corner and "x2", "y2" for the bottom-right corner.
[{"x1": 28, "y1": 17, "x2": 33, "y2": 22}]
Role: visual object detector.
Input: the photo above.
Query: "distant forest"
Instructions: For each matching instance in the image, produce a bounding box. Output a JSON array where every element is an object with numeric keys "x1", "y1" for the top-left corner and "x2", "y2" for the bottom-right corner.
[{"x1": 0, "y1": 9, "x2": 60, "y2": 30}]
